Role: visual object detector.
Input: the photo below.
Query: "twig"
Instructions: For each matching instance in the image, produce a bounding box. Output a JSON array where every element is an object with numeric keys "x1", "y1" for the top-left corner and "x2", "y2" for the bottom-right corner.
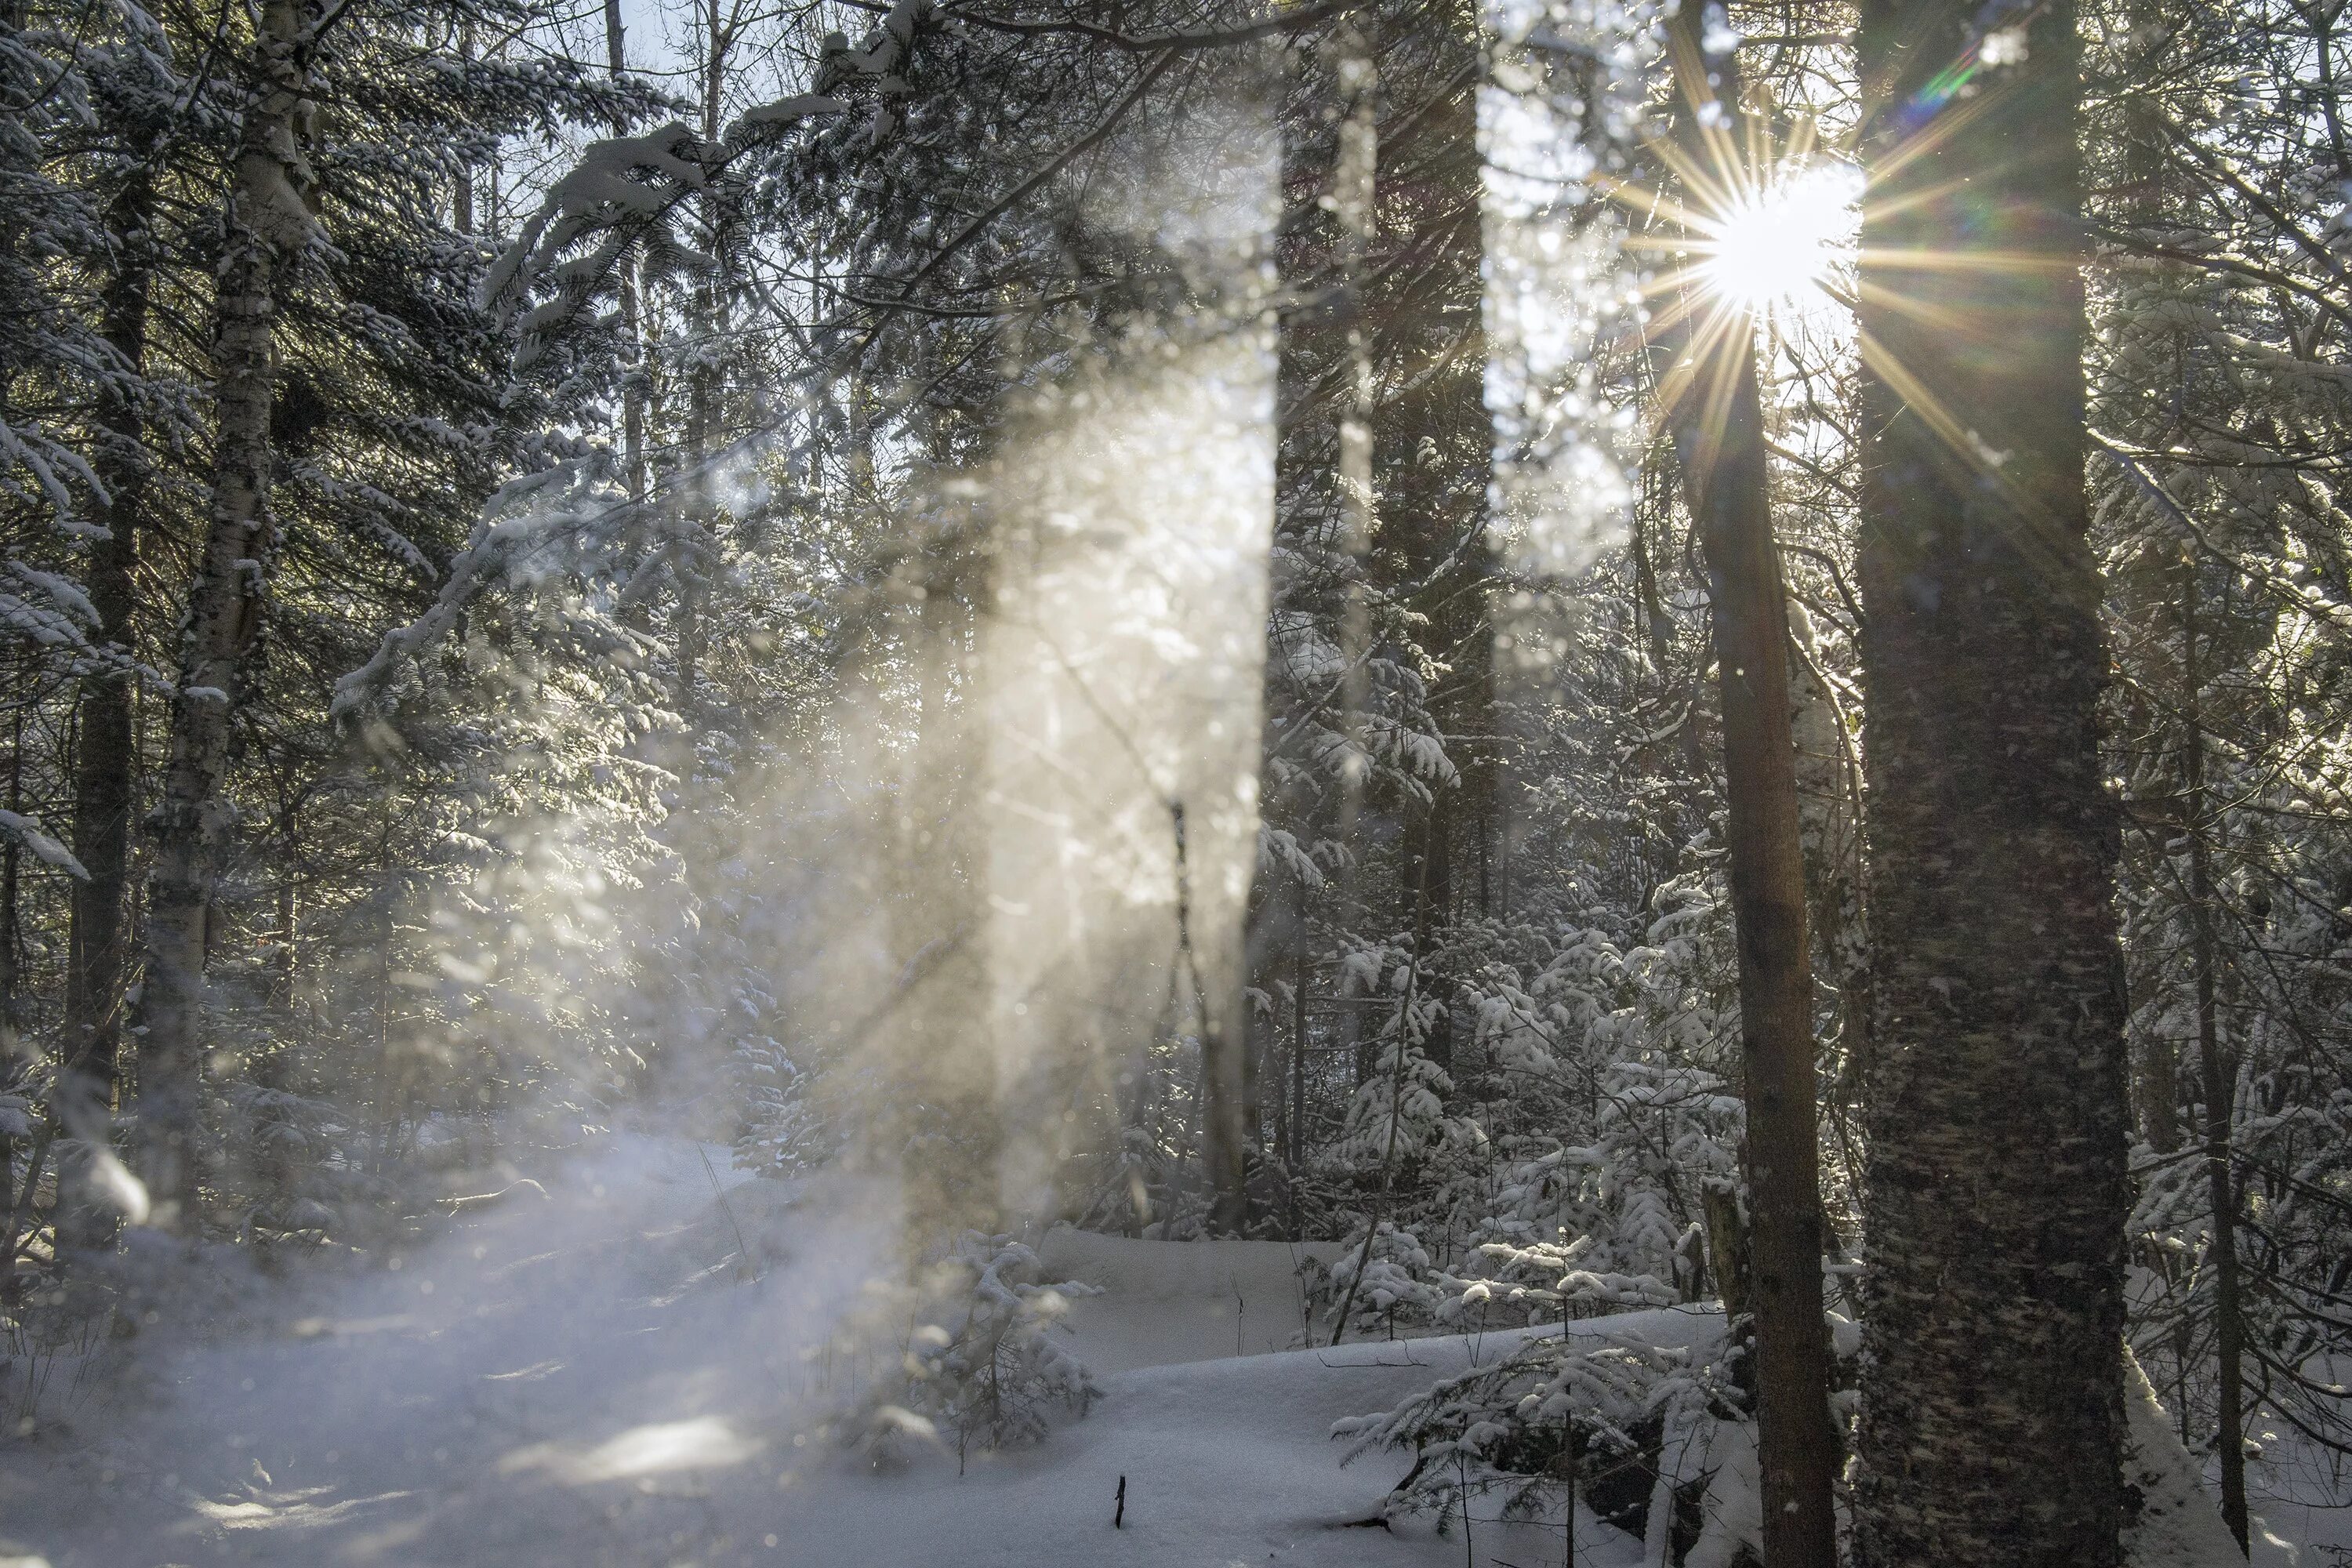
[
  {"x1": 695, "y1": 1143, "x2": 756, "y2": 1282},
  {"x1": 441, "y1": 1178, "x2": 550, "y2": 1212}
]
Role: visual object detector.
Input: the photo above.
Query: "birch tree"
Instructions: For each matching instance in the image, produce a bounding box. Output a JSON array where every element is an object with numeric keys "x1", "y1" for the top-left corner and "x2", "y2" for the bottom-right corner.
[{"x1": 137, "y1": 0, "x2": 322, "y2": 1215}]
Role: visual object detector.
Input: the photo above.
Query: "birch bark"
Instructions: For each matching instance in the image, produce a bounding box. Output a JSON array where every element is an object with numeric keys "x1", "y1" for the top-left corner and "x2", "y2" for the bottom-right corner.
[{"x1": 138, "y1": 0, "x2": 320, "y2": 1216}]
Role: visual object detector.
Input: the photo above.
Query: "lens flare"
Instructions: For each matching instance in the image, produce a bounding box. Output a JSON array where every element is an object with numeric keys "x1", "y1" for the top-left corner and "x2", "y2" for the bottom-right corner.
[{"x1": 1697, "y1": 159, "x2": 1863, "y2": 312}]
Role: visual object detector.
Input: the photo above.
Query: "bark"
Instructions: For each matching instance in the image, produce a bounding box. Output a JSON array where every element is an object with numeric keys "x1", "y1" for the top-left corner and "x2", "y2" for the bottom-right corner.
[
  {"x1": 1225, "y1": 20, "x2": 1380, "y2": 1235},
  {"x1": 451, "y1": 25, "x2": 474, "y2": 234},
  {"x1": 1632, "y1": 463, "x2": 1676, "y2": 685},
  {"x1": 3, "y1": 723, "x2": 19, "y2": 1028},
  {"x1": 2122, "y1": 0, "x2": 2183, "y2": 1160},
  {"x1": 1376, "y1": 32, "x2": 1492, "y2": 1071},
  {"x1": 1655, "y1": 14, "x2": 1838, "y2": 1565},
  {"x1": 1291, "y1": 876, "x2": 1309, "y2": 1175},
  {"x1": 675, "y1": 23, "x2": 731, "y2": 720},
  {"x1": 138, "y1": 0, "x2": 319, "y2": 1218},
  {"x1": 1237, "y1": 864, "x2": 1302, "y2": 1232},
  {"x1": 1330, "y1": 16, "x2": 1377, "y2": 862},
  {"x1": 604, "y1": 0, "x2": 646, "y2": 504},
  {"x1": 1702, "y1": 1178, "x2": 1751, "y2": 1347},
  {"x1": 1635, "y1": 453, "x2": 1711, "y2": 784},
  {"x1": 1197, "y1": 802, "x2": 1252, "y2": 1235},
  {"x1": 2182, "y1": 561, "x2": 2248, "y2": 1551},
  {"x1": 1850, "y1": 4, "x2": 2131, "y2": 1565},
  {"x1": 56, "y1": 168, "x2": 154, "y2": 1250}
]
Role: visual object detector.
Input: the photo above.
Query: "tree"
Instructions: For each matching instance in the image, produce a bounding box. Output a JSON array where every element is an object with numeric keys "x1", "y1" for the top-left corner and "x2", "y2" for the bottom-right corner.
[
  {"x1": 136, "y1": 0, "x2": 325, "y2": 1215},
  {"x1": 1849, "y1": 3, "x2": 2133, "y2": 1564},
  {"x1": 1653, "y1": 8, "x2": 1837, "y2": 1564},
  {"x1": 2085, "y1": 0, "x2": 2352, "y2": 1534}
]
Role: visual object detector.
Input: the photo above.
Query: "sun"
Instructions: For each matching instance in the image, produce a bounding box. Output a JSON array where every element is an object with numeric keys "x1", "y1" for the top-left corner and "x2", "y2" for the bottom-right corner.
[{"x1": 1693, "y1": 159, "x2": 1863, "y2": 314}]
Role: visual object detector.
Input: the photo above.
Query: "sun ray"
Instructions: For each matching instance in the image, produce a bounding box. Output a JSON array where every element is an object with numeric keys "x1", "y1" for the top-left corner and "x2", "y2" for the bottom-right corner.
[
  {"x1": 1857, "y1": 245, "x2": 2081, "y2": 279},
  {"x1": 1606, "y1": 1, "x2": 2107, "y2": 627},
  {"x1": 1849, "y1": 276, "x2": 1982, "y2": 339}
]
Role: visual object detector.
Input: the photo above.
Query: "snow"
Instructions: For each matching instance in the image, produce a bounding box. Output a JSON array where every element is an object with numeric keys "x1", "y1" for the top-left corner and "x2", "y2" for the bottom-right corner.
[
  {"x1": 2120, "y1": 1347, "x2": 2341, "y2": 1564},
  {"x1": 0, "y1": 1134, "x2": 1644, "y2": 1568},
  {"x1": 5, "y1": 563, "x2": 98, "y2": 627},
  {"x1": 0, "y1": 810, "x2": 89, "y2": 880},
  {"x1": 734, "y1": 94, "x2": 848, "y2": 131},
  {"x1": 2122, "y1": 1349, "x2": 2253, "y2": 1568},
  {"x1": 1033, "y1": 1225, "x2": 1341, "y2": 1373},
  {"x1": 2, "y1": 1136, "x2": 2294, "y2": 1568}
]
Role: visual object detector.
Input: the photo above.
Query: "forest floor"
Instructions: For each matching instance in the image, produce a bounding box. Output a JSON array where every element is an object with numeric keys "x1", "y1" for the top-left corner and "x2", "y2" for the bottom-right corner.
[
  {"x1": 0, "y1": 1131, "x2": 1655, "y2": 1568},
  {"x1": 0, "y1": 1129, "x2": 2325, "y2": 1567}
]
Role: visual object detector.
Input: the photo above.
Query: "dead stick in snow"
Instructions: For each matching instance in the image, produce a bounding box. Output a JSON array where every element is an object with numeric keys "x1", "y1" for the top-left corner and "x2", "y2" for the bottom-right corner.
[{"x1": 441, "y1": 1178, "x2": 550, "y2": 1212}]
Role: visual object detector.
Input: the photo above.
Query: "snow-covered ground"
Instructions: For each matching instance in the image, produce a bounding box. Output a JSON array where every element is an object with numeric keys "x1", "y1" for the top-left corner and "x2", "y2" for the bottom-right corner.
[
  {"x1": 1033, "y1": 1224, "x2": 1345, "y2": 1373},
  {"x1": 0, "y1": 1134, "x2": 1653, "y2": 1568},
  {"x1": 0, "y1": 1131, "x2": 2318, "y2": 1567}
]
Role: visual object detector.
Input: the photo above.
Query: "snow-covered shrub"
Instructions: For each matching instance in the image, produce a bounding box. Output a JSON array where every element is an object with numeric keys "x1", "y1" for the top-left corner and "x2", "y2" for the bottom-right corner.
[
  {"x1": 1335, "y1": 1318, "x2": 1755, "y2": 1563},
  {"x1": 869, "y1": 1231, "x2": 1102, "y2": 1465},
  {"x1": 1317, "y1": 1221, "x2": 1446, "y2": 1340},
  {"x1": 1328, "y1": 1025, "x2": 1461, "y2": 1180},
  {"x1": 1301, "y1": 877, "x2": 1743, "y2": 1334},
  {"x1": 1433, "y1": 1053, "x2": 1739, "y2": 1324},
  {"x1": 731, "y1": 1034, "x2": 829, "y2": 1176}
]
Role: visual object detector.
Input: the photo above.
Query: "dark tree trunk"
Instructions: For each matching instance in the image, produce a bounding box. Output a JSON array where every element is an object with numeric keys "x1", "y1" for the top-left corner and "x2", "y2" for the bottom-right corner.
[
  {"x1": 897, "y1": 539, "x2": 999, "y2": 1236},
  {"x1": 2182, "y1": 562, "x2": 2248, "y2": 1550},
  {"x1": 1850, "y1": 4, "x2": 2132, "y2": 1566},
  {"x1": 1655, "y1": 13, "x2": 1837, "y2": 1565},
  {"x1": 1376, "y1": 26, "x2": 1491, "y2": 1087},
  {"x1": 1291, "y1": 875, "x2": 1308, "y2": 1176},
  {"x1": 1197, "y1": 799, "x2": 1253, "y2": 1236},
  {"x1": 3, "y1": 721, "x2": 20, "y2": 1031},
  {"x1": 1328, "y1": 16, "x2": 1377, "y2": 871},
  {"x1": 2122, "y1": 0, "x2": 2182, "y2": 1161},
  {"x1": 57, "y1": 168, "x2": 153, "y2": 1249},
  {"x1": 1228, "y1": 17, "x2": 1379, "y2": 1236},
  {"x1": 602, "y1": 0, "x2": 645, "y2": 504}
]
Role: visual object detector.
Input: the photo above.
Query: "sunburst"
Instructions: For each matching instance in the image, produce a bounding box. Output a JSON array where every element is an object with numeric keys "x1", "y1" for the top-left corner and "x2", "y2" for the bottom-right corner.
[
  {"x1": 1578, "y1": 38, "x2": 1867, "y2": 485},
  {"x1": 1691, "y1": 156, "x2": 1864, "y2": 317},
  {"x1": 1599, "y1": 107, "x2": 1862, "y2": 341}
]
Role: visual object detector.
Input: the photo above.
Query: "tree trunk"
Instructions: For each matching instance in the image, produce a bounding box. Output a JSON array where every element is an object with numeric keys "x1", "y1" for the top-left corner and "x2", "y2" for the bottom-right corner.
[
  {"x1": 2122, "y1": 0, "x2": 2182, "y2": 1160},
  {"x1": 1198, "y1": 802, "x2": 1253, "y2": 1236},
  {"x1": 450, "y1": 24, "x2": 474, "y2": 234},
  {"x1": 675, "y1": 34, "x2": 729, "y2": 721},
  {"x1": 1330, "y1": 16, "x2": 1377, "y2": 862},
  {"x1": 1219, "y1": 22, "x2": 1378, "y2": 1236},
  {"x1": 3, "y1": 720, "x2": 20, "y2": 1033},
  {"x1": 138, "y1": 0, "x2": 319, "y2": 1219},
  {"x1": 1239, "y1": 866, "x2": 1303, "y2": 1230},
  {"x1": 1377, "y1": 29, "x2": 1491, "y2": 1082},
  {"x1": 1292, "y1": 876, "x2": 1309, "y2": 1175},
  {"x1": 57, "y1": 168, "x2": 154, "y2": 1250},
  {"x1": 1655, "y1": 14, "x2": 1838, "y2": 1565},
  {"x1": 2181, "y1": 560, "x2": 2248, "y2": 1551},
  {"x1": 1850, "y1": 5, "x2": 2131, "y2": 1566},
  {"x1": 604, "y1": 0, "x2": 646, "y2": 504}
]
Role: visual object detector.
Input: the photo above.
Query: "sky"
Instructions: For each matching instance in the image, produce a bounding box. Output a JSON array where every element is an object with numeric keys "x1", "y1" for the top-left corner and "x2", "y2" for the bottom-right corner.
[{"x1": 604, "y1": 0, "x2": 832, "y2": 103}]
